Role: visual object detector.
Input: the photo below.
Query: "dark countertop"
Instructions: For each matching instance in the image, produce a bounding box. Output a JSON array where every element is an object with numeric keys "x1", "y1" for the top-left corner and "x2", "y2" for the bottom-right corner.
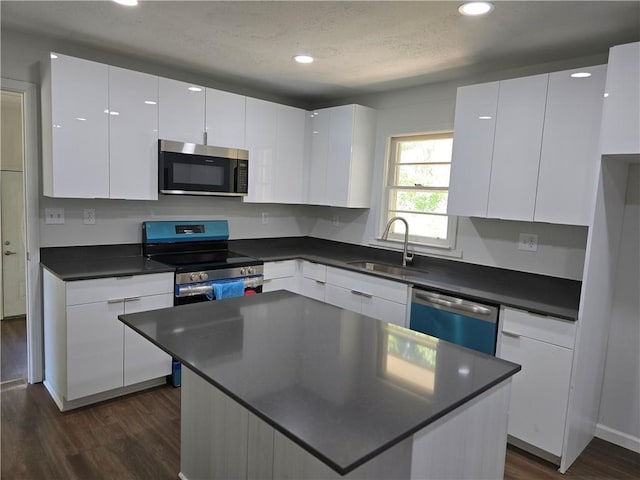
[
  {"x1": 40, "y1": 244, "x2": 174, "y2": 281},
  {"x1": 119, "y1": 290, "x2": 520, "y2": 475},
  {"x1": 40, "y1": 236, "x2": 582, "y2": 320},
  {"x1": 229, "y1": 237, "x2": 582, "y2": 321}
]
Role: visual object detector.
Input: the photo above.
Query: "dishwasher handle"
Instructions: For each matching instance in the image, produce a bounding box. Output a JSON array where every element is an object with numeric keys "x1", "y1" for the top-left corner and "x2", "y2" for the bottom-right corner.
[{"x1": 412, "y1": 289, "x2": 498, "y2": 323}]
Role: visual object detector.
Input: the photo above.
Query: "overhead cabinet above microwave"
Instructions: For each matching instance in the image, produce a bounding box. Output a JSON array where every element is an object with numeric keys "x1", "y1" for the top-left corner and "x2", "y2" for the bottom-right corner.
[{"x1": 447, "y1": 64, "x2": 607, "y2": 226}]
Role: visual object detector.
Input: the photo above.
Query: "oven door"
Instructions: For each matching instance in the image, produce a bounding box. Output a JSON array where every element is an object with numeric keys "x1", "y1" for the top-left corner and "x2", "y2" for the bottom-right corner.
[{"x1": 174, "y1": 277, "x2": 263, "y2": 306}]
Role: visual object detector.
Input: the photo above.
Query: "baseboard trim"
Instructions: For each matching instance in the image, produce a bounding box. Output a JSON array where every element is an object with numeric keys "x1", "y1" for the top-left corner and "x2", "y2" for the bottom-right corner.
[{"x1": 595, "y1": 424, "x2": 640, "y2": 454}]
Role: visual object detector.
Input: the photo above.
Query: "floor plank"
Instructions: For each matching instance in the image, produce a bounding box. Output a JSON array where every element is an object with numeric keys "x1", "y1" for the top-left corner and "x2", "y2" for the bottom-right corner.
[{"x1": 1, "y1": 382, "x2": 638, "y2": 479}]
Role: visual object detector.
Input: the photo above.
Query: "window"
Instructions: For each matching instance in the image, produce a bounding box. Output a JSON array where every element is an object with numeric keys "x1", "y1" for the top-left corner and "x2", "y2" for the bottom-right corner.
[{"x1": 381, "y1": 132, "x2": 456, "y2": 248}]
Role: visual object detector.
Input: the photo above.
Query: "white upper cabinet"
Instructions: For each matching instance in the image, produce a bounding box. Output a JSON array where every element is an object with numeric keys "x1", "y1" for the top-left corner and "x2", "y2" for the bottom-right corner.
[
  {"x1": 488, "y1": 74, "x2": 549, "y2": 221},
  {"x1": 535, "y1": 65, "x2": 607, "y2": 225},
  {"x1": 109, "y1": 66, "x2": 159, "y2": 200},
  {"x1": 42, "y1": 53, "x2": 110, "y2": 198},
  {"x1": 244, "y1": 98, "x2": 306, "y2": 203},
  {"x1": 158, "y1": 77, "x2": 206, "y2": 144},
  {"x1": 448, "y1": 81, "x2": 499, "y2": 217},
  {"x1": 205, "y1": 88, "x2": 246, "y2": 149},
  {"x1": 600, "y1": 42, "x2": 640, "y2": 156},
  {"x1": 307, "y1": 104, "x2": 376, "y2": 208}
]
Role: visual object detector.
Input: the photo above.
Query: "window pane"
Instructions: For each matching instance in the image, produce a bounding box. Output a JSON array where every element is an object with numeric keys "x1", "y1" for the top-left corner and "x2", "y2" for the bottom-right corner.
[
  {"x1": 397, "y1": 138, "x2": 453, "y2": 164},
  {"x1": 390, "y1": 189, "x2": 448, "y2": 214},
  {"x1": 394, "y1": 164, "x2": 451, "y2": 188},
  {"x1": 388, "y1": 212, "x2": 449, "y2": 240}
]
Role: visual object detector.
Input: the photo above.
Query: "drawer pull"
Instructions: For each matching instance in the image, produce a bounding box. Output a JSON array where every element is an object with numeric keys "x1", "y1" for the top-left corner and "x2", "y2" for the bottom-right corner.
[
  {"x1": 351, "y1": 290, "x2": 373, "y2": 299},
  {"x1": 502, "y1": 330, "x2": 521, "y2": 339},
  {"x1": 107, "y1": 298, "x2": 125, "y2": 304},
  {"x1": 315, "y1": 280, "x2": 326, "y2": 285},
  {"x1": 125, "y1": 296, "x2": 141, "y2": 302}
]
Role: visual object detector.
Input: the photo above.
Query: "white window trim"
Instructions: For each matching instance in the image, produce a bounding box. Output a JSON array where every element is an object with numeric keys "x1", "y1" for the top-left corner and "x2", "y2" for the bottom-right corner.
[{"x1": 377, "y1": 131, "x2": 459, "y2": 252}]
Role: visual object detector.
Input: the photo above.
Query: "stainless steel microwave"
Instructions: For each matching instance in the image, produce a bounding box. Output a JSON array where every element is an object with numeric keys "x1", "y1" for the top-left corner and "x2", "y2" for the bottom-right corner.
[{"x1": 158, "y1": 140, "x2": 249, "y2": 196}]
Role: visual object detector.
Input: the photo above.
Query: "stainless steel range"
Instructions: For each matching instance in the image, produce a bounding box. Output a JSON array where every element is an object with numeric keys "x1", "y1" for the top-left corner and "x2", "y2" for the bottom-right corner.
[{"x1": 142, "y1": 220, "x2": 263, "y2": 305}]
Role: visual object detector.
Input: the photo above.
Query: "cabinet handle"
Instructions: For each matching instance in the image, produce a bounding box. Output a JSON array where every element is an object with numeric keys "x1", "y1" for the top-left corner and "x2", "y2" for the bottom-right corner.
[
  {"x1": 315, "y1": 280, "x2": 326, "y2": 285},
  {"x1": 125, "y1": 296, "x2": 141, "y2": 302},
  {"x1": 107, "y1": 298, "x2": 125, "y2": 304},
  {"x1": 502, "y1": 330, "x2": 521, "y2": 339},
  {"x1": 351, "y1": 290, "x2": 372, "y2": 299}
]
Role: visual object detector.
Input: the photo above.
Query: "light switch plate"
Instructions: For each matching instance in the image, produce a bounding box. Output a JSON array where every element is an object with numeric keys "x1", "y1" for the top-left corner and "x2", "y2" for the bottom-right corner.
[
  {"x1": 45, "y1": 208, "x2": 65, "y2": 225},
  {"x1": 518, "y1": 233, "x2": 538, "y2": 252}
]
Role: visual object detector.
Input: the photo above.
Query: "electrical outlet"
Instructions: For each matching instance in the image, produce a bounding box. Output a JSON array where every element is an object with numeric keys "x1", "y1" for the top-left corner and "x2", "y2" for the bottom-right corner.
[
  {"x1": 83, "y1": 208, "x2": 96, "y2": 225},
  {"x1": 518, "y1": 233, "x2": 538, "y2": 252},
  {"x1": 45, "y1": 208, "x2": 65, "y2": 225},
  {"x1": 332, "y1": 215, "x2": 340, "y2": 227},
  {"x1": 261, "y1": 212, "x2": 269, "y2": 225}
]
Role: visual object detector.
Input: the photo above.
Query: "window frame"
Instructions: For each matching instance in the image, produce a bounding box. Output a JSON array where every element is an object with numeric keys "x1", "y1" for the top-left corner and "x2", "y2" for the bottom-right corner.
[{"x1": 379, "y1": 131, "x2": 457, "y2": 250}]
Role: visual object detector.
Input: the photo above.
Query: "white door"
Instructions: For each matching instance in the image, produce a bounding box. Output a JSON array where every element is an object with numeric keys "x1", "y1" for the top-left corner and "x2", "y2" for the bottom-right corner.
[{"x1": 1, "y1": 90, "x2": 26, "y2": 319}]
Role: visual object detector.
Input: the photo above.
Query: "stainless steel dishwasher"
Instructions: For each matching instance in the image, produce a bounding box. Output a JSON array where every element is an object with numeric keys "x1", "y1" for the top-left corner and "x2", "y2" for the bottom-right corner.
[{"x1": 409, "y1": 288, "x2": 499, "y2": 355}]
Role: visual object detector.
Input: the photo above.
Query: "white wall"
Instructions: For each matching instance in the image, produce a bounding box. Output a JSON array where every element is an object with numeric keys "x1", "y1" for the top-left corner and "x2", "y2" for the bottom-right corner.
[{"x1": 597, "y1": 164, "x2": 640, "y2": 449}]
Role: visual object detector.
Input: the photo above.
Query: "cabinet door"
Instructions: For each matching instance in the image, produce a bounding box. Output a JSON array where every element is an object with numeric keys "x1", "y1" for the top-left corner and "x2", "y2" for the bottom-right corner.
[
  {"x1": 307, "y1": 109, "x2": 330, "y2": 205},
  {"x1": 324, "y1": 284, "x2": 362, "y2": 314},
  {"x1": 123, "y1": 294, "x2": 172, "y2": 386},
  {"x1": 66, "y1": 301, "x2": 124, "y2": 400},
  {"x1": 488, "y1": 74, "x2": 548, "y2": 221},
  {"x1": 206, "y1": 88, "x2": 246, "y2": 149},
  {"x1": 448, "y1": 82, "x2": 499, "y2": 217},
  {"x1": 245, "y1": 98, "x2": 277, "y2": 202},
  {"x1": 300, "y1": 277, "x2": 326, "y2": 302},
  {"x1": 535, "y1": 66, "x2": 607, "y2": 225},
  {"x1": 262, "y1": 277, "x2": 299, "y2": 294},
  {"x1": 361, "y1": 296, "x2": 406, "y2": 326},
  {"x1": 109, "y1": 66, "x2": 159, "y2": 200},
  {"x1": 326, "y1": 105, "x2": 355, "y2": 207},
  {"x1": 273, "y1": 104, "x2": 306, "y2": 203},
  {"x1": 601, "y1": 42, "x2": 640, "y2": 155},
  {"x1": 158, "y1": 78, "x2": 205, "y2": 144},
  {"x1": 346, "y1": 105, "x2": 376, "y2": 208},
  {"x1": 499, "y1": 333, "x2": 572, "y2": 456},
  {"x1": 49, "y1": 54, "x2": 109, "y2": 198}
]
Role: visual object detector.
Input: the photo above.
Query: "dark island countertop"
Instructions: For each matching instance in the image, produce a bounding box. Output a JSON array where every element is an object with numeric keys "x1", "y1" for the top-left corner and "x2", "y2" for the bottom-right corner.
[{"x1": 119, "y1": 290, "x2": 520, "y2": 475}]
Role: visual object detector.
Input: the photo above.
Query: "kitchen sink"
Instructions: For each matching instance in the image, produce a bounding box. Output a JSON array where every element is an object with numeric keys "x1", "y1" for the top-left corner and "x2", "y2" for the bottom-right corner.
[{"x1": 347, "y1": 261, "x2": 427, "y2": 278}]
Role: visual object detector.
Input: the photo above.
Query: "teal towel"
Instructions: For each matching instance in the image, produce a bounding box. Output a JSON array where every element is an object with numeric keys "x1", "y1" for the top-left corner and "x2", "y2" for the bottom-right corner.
[{"x1": 212, "y1": 280, "x2": 245, "y2": 300}]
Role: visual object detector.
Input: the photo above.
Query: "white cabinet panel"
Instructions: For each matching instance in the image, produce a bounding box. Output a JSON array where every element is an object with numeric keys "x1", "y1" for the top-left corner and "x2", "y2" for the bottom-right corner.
[
  {"x1": 362, "y1": 296, "x2": 406, "y2": 327},
  {"x1": 326, "y1": 266, "x2": 408, "y2": 304},
  {"x1": 264, "y1": 260, "x2": 299, "y2": 280},
  {"x1": 488, "y1": 74, "x2": 548, "y2": 221},
  {"x1": 123, "y1": 294, "x2": 172, "y2": 386},
  {"x1": 66, "y1": 301, "x2": 124, "y2": 400},
  {"x1": 601, "y1": 42, "x2": 640, "y2": 155},
  {"x1": 109, "y1": 66, "x2": 159, "y2": 200},
  {"x1": 300, "y1": 277, "x2": 326, "y2": 302},
  {"x1": 206, "y1": 88, "x2": 246, "y2": 149},
  {"x1": 308, "y1": 110, "x2": 329, "y2": 205},
  {"x1": 159, "y1": 77, "x2": 205, "y2": 144},
  {"x1": 66, "y1": 272, "x2": 173, "y2": 306},
  {"x1": 448, "y1": 82, "x2": 499, "y2": 217},
  {"x1": 262, "y1": 277, "x2": 299, "y2": 294},
  {"x1": 274, "y1": 104, "x2": 306, "y2": 203},
  {"x1": 324, "y1": 284, "x2": 362, "y2": 314},
  {"x1": 45, "y1": 53, "x2": 109, "y2": 198},
  {"x1": 326, "y1": 105, "x2": 355, "y2": 207},
  {"x1": 301, "y1": 261, "x2": 326, "y2": 282},
  {"x1": 499, "y1": 333, "x2": 573, "y2": 456},
  {"x1": 535, "y1": 65, "x2": 607, "y2": 225},
  {"x1": 501, "y1": 307, "x2": 576, "y2": 349},
  {"x1": 245, "y1": 98, "x2": 277, "y2": 202}
]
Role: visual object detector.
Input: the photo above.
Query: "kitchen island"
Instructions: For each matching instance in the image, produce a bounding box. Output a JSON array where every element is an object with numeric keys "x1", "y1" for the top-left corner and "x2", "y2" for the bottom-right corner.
[{"x1": 120, "y1": 290, "x2": 520, "y2": 479}]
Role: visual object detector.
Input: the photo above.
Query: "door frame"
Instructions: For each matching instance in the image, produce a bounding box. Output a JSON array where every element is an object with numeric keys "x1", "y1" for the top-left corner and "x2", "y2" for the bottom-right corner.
[{"x1": 2, "y1": 78, "x2": 42, "y2": 383}]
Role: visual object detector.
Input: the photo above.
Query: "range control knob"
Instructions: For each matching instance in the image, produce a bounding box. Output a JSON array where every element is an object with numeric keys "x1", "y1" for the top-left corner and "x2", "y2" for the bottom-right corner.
[
  {"x1": 248, "y1": 267, "x2": 255, "y2": 275},
  {"x1": 199, "y1": 272, "x2": 209, "y2": 281},
  {"x1": 190, "y1": 272, "x2": 199, "y2": 281},
  {"x1": 240, "y1": 267, "x2": 247, "y2": 275}
]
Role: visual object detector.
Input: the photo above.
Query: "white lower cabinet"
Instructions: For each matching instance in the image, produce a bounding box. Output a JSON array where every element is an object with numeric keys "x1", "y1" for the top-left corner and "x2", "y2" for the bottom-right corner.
[
  {"x1": 43, "y1": 270, "x2": 173, "y2": 410},
  {"x1": 497, "y1": 306, "x2": 576, "y2": 458},
  {"x1": 324, "y1": 266, "x2": 408, "y2": 326},
  {"x1": 262, "y1": 260, "x2": 300, "y2": 294},
  {"x1": 299, "y1": 261, "x2": 326, "y2": 301}
]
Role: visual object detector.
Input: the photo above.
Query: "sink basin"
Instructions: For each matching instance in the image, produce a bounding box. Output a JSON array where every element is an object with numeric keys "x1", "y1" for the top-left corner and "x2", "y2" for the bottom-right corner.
[{"x1": 347, "y1": 261, "x2": 426, "y2": 278}]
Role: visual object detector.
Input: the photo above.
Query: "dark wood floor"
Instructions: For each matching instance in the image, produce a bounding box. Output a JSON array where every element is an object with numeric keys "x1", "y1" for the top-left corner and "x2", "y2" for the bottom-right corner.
[
  {"x1": 2, "y1": 382, "x2": 638, "y2": 480},
  {"x1": 1, "y1": 315, "x2": 27, "y2": 382}
]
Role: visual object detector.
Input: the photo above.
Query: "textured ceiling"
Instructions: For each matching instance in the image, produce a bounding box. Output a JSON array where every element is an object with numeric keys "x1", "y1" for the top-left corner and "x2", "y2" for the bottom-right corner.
[{"x1": 2, "y1": 1, "x2": 639, "y2": 104}]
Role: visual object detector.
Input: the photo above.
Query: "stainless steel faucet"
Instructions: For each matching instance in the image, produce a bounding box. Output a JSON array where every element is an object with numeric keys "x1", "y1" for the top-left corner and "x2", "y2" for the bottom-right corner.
[{"x1": 381, "y1": 216, "x2": 414, "y2": 266}]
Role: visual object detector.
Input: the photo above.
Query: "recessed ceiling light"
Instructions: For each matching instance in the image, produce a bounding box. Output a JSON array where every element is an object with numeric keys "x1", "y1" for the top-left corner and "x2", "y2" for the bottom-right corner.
[
  {"x1": 570, "y1": 72, "x2": 592, "y2": 78},
  {"x1": 478, "y1": 115, "x2": 492, "y2": 120},
  {"x1": 458, "y1": 2, "x2": 494, "y2": 16},
  {"x1": 76, "y1": 117, "x2": 87, "y2": 121},
  {"x1": 188, "y1": 86, "x2": 202, "y2": 92},
  {"x1": 604, "y1": 92, "x2": 609, "y2": 98},
  {"x1": 144, "y1": 100, "x2": 157, "y2": 105},
  {"x1": 50, "y1": 53, "x2": 58, "y2": 59},
  {"x1": 113, "y1": 0, "x2": 138, "y2": 6},
  {"x1": 293, "y1": 55, "x2": 314, "y2": 64}
]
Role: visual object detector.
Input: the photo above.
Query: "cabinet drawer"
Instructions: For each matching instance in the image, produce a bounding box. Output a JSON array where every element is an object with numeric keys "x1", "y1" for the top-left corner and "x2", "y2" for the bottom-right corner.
[
  {"x1": 262, "y1": 276, "x2": 299, "y2": 294},
  {"x1": 263, "y1": 260, "x2": 299, "y2": 280},
  {"x1": 362, "y1": 296, "x2": 407, "y2": 327},
  {"x1": 326, "y1": 267, "x2": 408, "y2": 304},
  {"x1": 501, "y1": 306, "x2": 576, "y2": 349},
  {"x1": 300, "y1": 277, "x2": 326, "y2": 302},
  {"x1": 66, "y1": 273, "x2": 173, "y2": 306},
  {"x1": 301, "y1": 261, "x2": 327, "y2": 282}
]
